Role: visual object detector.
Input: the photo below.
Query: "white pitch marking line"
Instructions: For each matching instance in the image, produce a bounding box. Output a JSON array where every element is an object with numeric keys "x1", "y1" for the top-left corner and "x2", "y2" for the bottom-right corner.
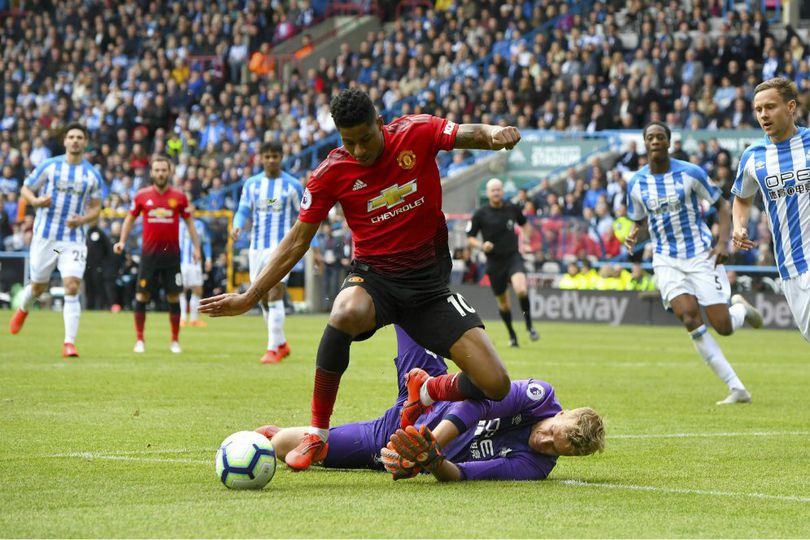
[
  {"x1": 54, "y1": 448, "x2": 212, "y2": 456},
  {"x1": 557, "y1": 479, "x2": 810, "y2": 503},
  {"x1": 612, "y1": 431, "x2": 810, "y2": 439},
  {"x1": 55, "y1": 452, "x2": 209, "y2": 465}
]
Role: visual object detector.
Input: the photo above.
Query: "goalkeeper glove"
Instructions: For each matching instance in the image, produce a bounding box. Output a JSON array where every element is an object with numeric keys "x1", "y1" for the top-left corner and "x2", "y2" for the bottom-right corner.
[
  {"x1": 390, "y1": 425, "x2": 445, "y2": 474},
  {"x1": 380, "y1": 442, "x2": 420, "y2": 480}
]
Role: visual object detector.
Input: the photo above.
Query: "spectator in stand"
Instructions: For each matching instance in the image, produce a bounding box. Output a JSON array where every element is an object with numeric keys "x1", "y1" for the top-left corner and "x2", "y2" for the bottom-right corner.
[
  {"x1": 628, "y1": 263, "x2": 656, "y2": 291},
  {"x1": 558, "y1": 262, "x2": 582, "y2": 290},
  {"x1": 615, "y1": 141, "x2": 640, "y2": 173},
  {"x1": 582, "y1": 175, "x2": 607, "y2": 211}
]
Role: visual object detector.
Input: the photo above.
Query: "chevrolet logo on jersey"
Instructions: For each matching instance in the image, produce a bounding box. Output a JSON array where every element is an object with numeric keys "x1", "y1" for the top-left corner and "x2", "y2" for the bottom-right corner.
[
  {"x1": 367, "y1": 180, "x2": 417, "y2": 212},
  {"x1": 146, "y1": 206, "x2": 174, "y2": 224}
]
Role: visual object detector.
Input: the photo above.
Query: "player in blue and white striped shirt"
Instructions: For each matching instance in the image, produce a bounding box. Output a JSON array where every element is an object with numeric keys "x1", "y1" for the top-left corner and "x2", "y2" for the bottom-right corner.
[
  {"x1": 732, "y1": 77, "x2": 810, "y2": 343},
  {"x1": 625, "y1": 122, "x2": 762, "y2": 405},
  {"x1": 9, "y1": 124, "x2": 104, "y2": 358},
  {"x1": 232, "y1": 141, "x2": 304, "y2": 364},
  {"x1": 179, "y1": 216, "x2": 211, "y2": 327}
]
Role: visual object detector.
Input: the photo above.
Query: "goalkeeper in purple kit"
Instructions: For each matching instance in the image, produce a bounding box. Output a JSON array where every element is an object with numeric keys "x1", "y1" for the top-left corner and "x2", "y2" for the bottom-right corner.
[{"x1": 259, "y1": 326, "x2": 604, "y2": 481}]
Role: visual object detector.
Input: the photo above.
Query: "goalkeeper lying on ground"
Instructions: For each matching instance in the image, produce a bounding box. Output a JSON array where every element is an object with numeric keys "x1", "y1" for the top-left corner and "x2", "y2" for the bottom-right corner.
[{"x1": 258, "y1": 326, "x2": 604, "y2": 481}]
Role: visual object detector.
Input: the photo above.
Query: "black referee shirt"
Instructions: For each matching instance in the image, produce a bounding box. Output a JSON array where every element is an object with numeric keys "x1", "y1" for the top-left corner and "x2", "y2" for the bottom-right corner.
[{"x1": 466, "y1": 202, "x2": 527, "y2": 261}]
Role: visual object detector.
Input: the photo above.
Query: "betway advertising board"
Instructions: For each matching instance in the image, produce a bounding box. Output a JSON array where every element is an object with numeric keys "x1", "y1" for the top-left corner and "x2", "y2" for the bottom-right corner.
[{"x1": 455, "y1": 284, "x2": 797, "y2": 330}]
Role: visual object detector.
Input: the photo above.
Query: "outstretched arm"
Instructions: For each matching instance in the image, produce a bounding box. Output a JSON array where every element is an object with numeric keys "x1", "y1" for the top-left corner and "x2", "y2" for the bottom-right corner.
[
  {"x1": 453, "y1": 124, "x2": 521, "y2": 151},
  {"x1": 199, "y1": 219, "x2": 319, "y2": 316}
]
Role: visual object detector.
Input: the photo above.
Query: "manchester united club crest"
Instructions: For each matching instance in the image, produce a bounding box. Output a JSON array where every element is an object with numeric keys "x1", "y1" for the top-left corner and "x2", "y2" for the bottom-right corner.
[
  {"x1": 397, "y1": 150, "x2": 416, "y2": 170},
  {"x1": 168, "y1": 198, "x2": 177, "y2": 208}
]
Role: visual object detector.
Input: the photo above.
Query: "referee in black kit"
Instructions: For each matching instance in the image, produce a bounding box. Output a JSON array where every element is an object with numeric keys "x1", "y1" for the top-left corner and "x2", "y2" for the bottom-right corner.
[{"x1": 467, "y1": 178, "x2": 540, "y2": 347}]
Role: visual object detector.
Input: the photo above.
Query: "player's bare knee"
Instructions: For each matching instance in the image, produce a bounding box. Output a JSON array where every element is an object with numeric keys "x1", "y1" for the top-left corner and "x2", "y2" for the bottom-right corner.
[
  {"x1": 31, "y1": 282, "x2": 48, "y2": 297},
  {"x1": 713, "y1": 319, "x2": 734, "y2": 336},
  {"x1": 678, "y1": 310, "x2": 702, "y2": 330},
  {"x1": 63, "y1": 280, "x2": 80, "y2": 296},
  {"x1": 484, "y1": 373, "x2": 511, "y2": 400}
]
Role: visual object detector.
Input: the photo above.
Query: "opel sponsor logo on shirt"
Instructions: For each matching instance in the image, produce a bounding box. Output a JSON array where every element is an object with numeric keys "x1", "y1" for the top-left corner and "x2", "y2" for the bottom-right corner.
[
  {"x1": 646, "y1": 195, "x2": 681, "y2": 215},
  {"x1": 54, "y1": 180, "x2": 84, "y2": 193},
  {"x1": 257, "y1": 197, "x2": 280, "y2": 212},
  {"x1": 764, "y1": 167, "x2": 810, "y2": 201}
]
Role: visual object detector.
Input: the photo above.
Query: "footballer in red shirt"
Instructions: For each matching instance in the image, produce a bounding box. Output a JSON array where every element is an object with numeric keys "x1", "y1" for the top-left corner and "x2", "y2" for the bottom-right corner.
[
  {"x1": 201, "y1": 89, "x2": 521, "y2": 470},
  {"x1": 114, "y1": 156, "x2": 201, "y2": 354}
]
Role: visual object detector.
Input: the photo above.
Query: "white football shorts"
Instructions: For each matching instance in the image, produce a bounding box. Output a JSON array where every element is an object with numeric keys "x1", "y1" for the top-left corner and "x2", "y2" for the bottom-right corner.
[
  {"x1": 181, "y1": 262, "x2": 204, "y2": 288},
  {"x1": 29, "y1": 236, "x2": 87, "y2": 283},
  {"x1": 781, "y1": 271, "x2": 810, "y2": 343},
  {"x1": 249, "y1": 247, "x2": 290, "y2": 284},
  {"x1": 652, "y1": 251, "x2": 730, "y2": 309}
]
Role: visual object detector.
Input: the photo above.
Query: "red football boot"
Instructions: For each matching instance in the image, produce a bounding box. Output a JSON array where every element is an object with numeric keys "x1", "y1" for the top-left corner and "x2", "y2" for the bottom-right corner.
[
  {"x1": 284, "y1": 433, "x2": 328, "y2": 471},
  {"x1": 400, "y1": 368, "x2": 431, "y2": 429},
  {"x1": 9, "y1": 309, "x2": 28, "y2": 335},
  {"x1": 62, "y1": 343, "x2": 79, "y2": 358},
  {"x1": 260, "y1": 349, "x2": 282, "y2": 364}
]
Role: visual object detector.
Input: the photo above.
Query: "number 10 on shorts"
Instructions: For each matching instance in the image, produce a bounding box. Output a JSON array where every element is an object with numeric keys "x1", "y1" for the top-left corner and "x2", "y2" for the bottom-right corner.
[{"x1": 447, "y1": 294, "x2": 476, "y2": 317}]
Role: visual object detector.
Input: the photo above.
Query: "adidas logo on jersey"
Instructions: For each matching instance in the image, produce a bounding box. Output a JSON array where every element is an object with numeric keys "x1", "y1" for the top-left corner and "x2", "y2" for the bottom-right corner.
[
  {"x1": 352, "y1": 179, "x2": 367, "y2": 191},
  {"x1": 146, "y1": 199, "x2": 154, "y2": 206}
]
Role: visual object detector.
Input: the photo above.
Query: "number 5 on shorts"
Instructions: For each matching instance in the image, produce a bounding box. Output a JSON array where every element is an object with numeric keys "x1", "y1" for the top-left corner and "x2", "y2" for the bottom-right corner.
[{"x1": 447, "y1": 294, "x2": 476, "y2": 317}]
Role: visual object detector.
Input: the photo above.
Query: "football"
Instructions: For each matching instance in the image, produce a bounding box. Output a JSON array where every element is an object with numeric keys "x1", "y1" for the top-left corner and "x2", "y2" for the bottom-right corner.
[{"x1": 215, "y1": 431, "x2": 276, "y2": 489}]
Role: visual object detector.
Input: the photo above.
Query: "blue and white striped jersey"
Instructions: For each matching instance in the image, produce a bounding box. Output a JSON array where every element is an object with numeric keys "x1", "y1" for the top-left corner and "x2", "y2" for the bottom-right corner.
[
  {"x1": 627, "y1": 158, "x2": 720, "y2": 259},
  {"x1": 179, "y1": 218, "x2": 212, "y2": 265},
  {"x1": 732, "y1": 126, "x2": 810, "y2": 280},
  {"x1": 24, "y1": 155, "x2": 104, "y2": 243},
  {"x1": 233, "y1": 171, "x2": 303, "y2": 251}
]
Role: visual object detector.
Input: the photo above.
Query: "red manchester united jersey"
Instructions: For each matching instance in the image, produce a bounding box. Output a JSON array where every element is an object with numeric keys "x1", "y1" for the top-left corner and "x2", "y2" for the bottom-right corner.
[
  {"x1": 130, "y1": 186, "x2": 190, "y2": 257},
  {"x1": 299, "y1": 114, "x2": 458, "y2": 273}
]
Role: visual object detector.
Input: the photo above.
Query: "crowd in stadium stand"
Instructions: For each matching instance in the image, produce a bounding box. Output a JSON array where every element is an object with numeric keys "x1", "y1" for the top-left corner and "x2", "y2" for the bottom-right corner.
[{"x1": 2, "y1": 0, "x2": 810, "y2": 305}]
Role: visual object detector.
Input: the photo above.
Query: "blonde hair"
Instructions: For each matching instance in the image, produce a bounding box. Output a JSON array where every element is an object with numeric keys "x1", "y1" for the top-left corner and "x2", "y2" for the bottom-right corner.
[
  {"x1": 754, "y1": 77, "x2": 799, "y2": 105},
  {"x1": 566, "y1": 407, "x2": 605, "y2": 456}
]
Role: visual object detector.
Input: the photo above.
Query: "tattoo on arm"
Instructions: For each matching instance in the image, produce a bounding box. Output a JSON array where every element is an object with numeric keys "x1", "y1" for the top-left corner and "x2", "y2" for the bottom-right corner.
[{"x1": 454, "y1": 124, "x2": 492, "y2": 150}]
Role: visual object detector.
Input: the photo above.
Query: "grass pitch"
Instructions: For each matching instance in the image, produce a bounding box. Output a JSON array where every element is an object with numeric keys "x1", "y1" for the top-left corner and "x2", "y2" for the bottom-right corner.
[{"x1": 1, "y1": 309, "x2": 809, "y2": 538}]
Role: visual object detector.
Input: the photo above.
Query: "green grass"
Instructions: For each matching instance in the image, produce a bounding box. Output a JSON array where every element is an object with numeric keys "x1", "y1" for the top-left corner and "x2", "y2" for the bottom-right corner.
[{"x1": 1, "y1": 310, "x2": 809, "y2": 538}]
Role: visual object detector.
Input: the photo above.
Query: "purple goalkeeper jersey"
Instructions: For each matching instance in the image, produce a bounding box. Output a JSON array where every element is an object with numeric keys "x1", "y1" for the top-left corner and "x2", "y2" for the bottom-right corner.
[
  {"x1": 430, "y1": 380, "x2": 562, "y2": 481},
  {"x1": 324, "y1": 326, "x2": 562, "y2": 481}
]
